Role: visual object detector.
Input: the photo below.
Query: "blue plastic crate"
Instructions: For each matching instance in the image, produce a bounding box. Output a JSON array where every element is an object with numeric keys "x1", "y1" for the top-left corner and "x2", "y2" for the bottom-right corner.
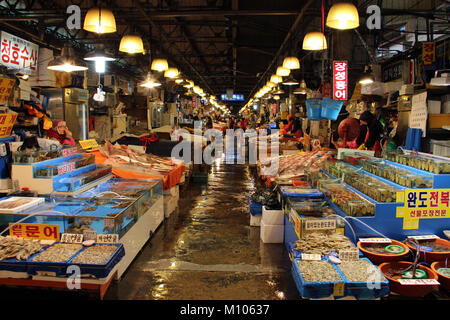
[
  {"x1": 69, "y1": 243, "x2": 125, "y2": 279},
  {"x1": 292, "y1": 258, "x2": 345, "y2": 299},
  {"x1": 333, "y1": 258, "x2": 390, "y2": 300},
  {"x1": 0, "y1": 243, "x2": 53, "y2": 273},
  {"x1": 279, "y1": 187, "x2": 323, "y2": 198},
  {"x1": 248, "y1": 196, "x2": 262, "y2": 216}
]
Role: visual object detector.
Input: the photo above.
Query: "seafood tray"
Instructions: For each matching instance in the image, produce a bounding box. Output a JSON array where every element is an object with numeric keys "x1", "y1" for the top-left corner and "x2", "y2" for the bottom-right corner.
[
  {"x1": 385, "y1": 151, "x2": 450, "y2": 174},
  {"x1": 334, "y1": 258, "x2": 390, "y2": 299},
  {"x1": 13, "y1": 149, "x2": 64, "y2": 164},
  {"x1": 0, "y1": 237, "x2": 49, "y2": 273},
  {"x1": 27, "y1": 243, "x2": 124, "y2": 278},
  {"x1": 361, "y1": 158, "x2": 433, "y2": 188},
  {"x1": 68, "y1": 243, "x2": 124, "y2": 279},
  {"x1": 291, "y1": 258, "x2": 345, "y2": 299},
  {"x1": 248, "y1": 196, "x2": 263, "y2": 216},
  {"x1": 0, "y1": 197, "x2": 45, "y2": 213},
  {"x1": 33, "y1": 154, "x2": 95, "y2": 178}
]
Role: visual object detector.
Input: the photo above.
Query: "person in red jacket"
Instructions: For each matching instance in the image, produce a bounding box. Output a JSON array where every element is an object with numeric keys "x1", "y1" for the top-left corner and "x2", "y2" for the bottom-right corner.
[{"x1": 46, "y1": 120, "x2": 76, "y2": 147}]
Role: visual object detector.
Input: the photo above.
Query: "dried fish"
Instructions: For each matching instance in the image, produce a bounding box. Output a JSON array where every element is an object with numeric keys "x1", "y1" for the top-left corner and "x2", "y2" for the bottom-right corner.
[
  {"x1": 32, "y1": 243, "x2": 82, "y2": 262},
  {"x1": 72, "y1": 245, "x2": 117, "y2": 264},
  {"x1": 0, "y1": 236, "x2": 43, "y2": 261},
  {"x1": 296, "y1": 260, "x2": 342, "y2": 282},
  {"x1": 338, "y1": 260, "x2": 384, "y2": 282},
  {"x1": 294, "y1": 232, "x2": 354, "y2": 255}
]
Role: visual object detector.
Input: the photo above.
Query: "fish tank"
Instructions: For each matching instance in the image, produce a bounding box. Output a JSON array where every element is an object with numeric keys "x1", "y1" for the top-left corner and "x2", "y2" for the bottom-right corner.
[
  {"x1": 361, "y1": 158, "x2": 433, "y2": 188},
  {"x1": 318, "y1": 182, "x2": 375, "y2": 217},
  {"x1": 0, "y1": 179, "x2": 163, "y2": 238},
  {"x1": 53, "y1": 165, "x2": 112, "y2": 192},
  {"x1": 385, "y1": 150, "x2": 450, "y2": 175},
  {"x1": 13, "y1": 147, "x2": 78, "y2": 164},
  {"x1": 33, "y1": 154, "x2": 95, "y2": 178}
]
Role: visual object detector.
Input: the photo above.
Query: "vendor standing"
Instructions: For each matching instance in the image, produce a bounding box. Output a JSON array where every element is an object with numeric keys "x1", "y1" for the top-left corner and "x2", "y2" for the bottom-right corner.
[
  {"x1": 46, "y1": 120, "x2": 76, "y2": 147},
  {"x1": 283, "y1": 115, "x2": 303, "y2": 138},
  {"x1": 356, "y1": 111, "x2": 383, "y2": 153}
]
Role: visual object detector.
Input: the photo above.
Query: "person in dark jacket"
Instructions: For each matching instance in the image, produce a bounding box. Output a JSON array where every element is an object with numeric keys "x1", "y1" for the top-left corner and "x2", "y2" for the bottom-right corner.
[{"x1": 356, "y1": 111, "x2": 383, "y2": 152}]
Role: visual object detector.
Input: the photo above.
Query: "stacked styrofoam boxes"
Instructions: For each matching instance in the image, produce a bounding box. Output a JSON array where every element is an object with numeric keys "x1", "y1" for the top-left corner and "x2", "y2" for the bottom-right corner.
[
  {"x1": 260, "y1": 206, "x2": 284, "y2": 243},
  {"x1": 442, "y1": 94, "x2": 450, "y2": 114},
  {"x1": 163, "y1": 185, "x2": 179, "y2": 218}
]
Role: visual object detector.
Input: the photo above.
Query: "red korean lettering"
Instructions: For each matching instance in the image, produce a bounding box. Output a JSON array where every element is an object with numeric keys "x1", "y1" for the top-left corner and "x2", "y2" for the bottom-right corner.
[
  {"x1": 10, "y1": 224, "x2": 23, "y2": 237},
  {"x1": 441, "y1": 192, "x2": 449, "y2": 207},
  {"x1": 410, "y1": 210, "x2": 416, "y2": 218},
  {"x1": 43, "y1": 226, "x2": 58, "y2": 239},
  {"x1": 429, "y1": 210, "x2": 435, "y2": 216},
  {"x1": 1, "y1": 40, "x2": 10, "y2": 63},
  {"x1": 11, "y1": 42, "x2": 20, "y2": 65},
  {"x1": 423, "y1": 43, "x2": 434, "y2": 51},
  {"x1": 423, "y1": 209, "x2": 429, "y2": 216},
  {"x1": 416, "y1": 211, "x2": 422, "y2": 217},
  {"x1": 442, "y1": 209, "x2": 447, "y2": 217},
  {"x1": 0, "y1": 115, "x2": 7, "y2": 125},
  {"x1": 430, "y1": 191, "x2": 439, "y2": 207},
  {"x1": 0, "y1": 126, "x2": 8, "y2": 136},
  {"x1": 25, "y1": 225, "x2": 40, "y2": 238},
  {"x1": 20, "y1": 46, "x2": 29, "y2": 68},
  {"x1": 29, "y1": 49, "x2": 37, "y2": 70}
]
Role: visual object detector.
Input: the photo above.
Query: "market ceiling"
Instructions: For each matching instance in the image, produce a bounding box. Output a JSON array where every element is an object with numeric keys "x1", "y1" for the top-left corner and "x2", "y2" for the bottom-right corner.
[{"x1": 0, "y1": 0, "x2": 446, "y2": 113}]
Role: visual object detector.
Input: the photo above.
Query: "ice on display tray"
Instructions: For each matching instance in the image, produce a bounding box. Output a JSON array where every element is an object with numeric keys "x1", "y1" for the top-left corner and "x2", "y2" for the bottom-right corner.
[{"x1": 0, "y1": 197, "x2": 45, "y2": 213}]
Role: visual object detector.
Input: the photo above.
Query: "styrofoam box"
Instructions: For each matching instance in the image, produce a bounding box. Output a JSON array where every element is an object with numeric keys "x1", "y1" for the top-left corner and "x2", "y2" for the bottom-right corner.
[
  {"x1": 428, "y1": 100, "x2": 441, "y2": 114},
  {"x1": 260, "y1": 220, "x2": 284, "y2": 243},
  {"x1": 262, "y1": 206, "x2": 284, "y2": 225},
  {"x1": 250, "y1": 214, "x2": 262, "y2": 227},
  {"x1": 430, "y1": 139, "x2": 450, "y2": 157},
  {"x1": 164, "y1": 185, "x2": 179, "y2": 198},
  {"x1": 443, "y1": 101, "x2": 450, "y2": 114}
]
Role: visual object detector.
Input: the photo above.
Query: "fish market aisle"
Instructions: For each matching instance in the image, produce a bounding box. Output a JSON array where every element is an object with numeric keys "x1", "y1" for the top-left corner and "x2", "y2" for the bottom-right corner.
[{"x1": 104, "y1": 159, "x2": 300, "y2": 300}]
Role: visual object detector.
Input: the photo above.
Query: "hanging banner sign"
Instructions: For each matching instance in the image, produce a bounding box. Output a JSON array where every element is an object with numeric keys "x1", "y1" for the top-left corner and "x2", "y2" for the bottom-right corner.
[
  {"x1": 0, "y1": 31, "x2": 39, "y2": 74},
  {"x1": 422, "y1": 42, "x2": 435, "y2": 66},
  {"x1": 192, "y1": 96, "x2": 197, "y2": 109},
  {"x1": 333, "y1": 60, "x2": 348, "y2": 101},
  {"x1": 0, "y1": 113, "x2": 17, "y2": 137},
  {"x1": 396, "y1": 189, "x2": 450, "y2": 230}
]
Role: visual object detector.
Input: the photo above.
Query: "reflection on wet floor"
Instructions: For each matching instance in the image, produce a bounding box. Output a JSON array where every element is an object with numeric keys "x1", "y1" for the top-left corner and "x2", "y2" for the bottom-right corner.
[{"x1": 104, "y1": 156, "x2": 300, "y2": 300}]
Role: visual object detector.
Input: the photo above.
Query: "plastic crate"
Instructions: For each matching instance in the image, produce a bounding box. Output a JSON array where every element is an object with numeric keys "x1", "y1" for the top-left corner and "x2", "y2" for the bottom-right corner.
[
  {"x1": 69, "y1": 243, "x2": 125, "y2": 278},
  {"x1": 248, "y1": 196, "x2": 263, "y2": 215},
  {"x1": 292, "y1": 258, "x2": 344, "y2": 299},
  {"x1": 334, "y1": 257, "x2": 390, "y2": 299}
]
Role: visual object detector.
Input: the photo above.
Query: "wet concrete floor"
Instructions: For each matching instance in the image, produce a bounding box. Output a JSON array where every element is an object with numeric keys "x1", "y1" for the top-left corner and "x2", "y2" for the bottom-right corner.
[{"x1": 104, "y1": 157, "x2": 300, "y2": 300}]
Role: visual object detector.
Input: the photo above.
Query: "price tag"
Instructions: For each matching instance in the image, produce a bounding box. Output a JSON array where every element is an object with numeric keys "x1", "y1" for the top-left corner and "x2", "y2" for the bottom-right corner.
[
  {"x1": 96, "y1": 234, "x2": 119, "y2": 244},
  {"x1": 0, "y1": 143, "x2": 7, "y2": 157},
  {"x1": 301, "y1": 254, "x2": 322, "y2": 261},
  {"x1": 82, "y1": 230, "x2": 97, "y2": 241},
  {"x1": 359, "y1": 238, "x2": 392, "y2": 244},
  {"x1": 304, "y1": 219, "x2": 336, "y2": 231},
  {"x1": 397, "y1": 279, "x2": 440, "y2": 286},
  {"x1": 57, "y1": 162, "x2": 76, "y2": 175},
  {"x1": 407, "y1": 235, "x2": 440, "y2": 241},
  {"x1": 61, "y1": 147, "x2": 78, "y2": 157},
  {"x1": 333, "y1": 282, "x2": 345, "y2": 297},
  {"x1": 60, "y1": 233, "x2": 83, "y2": 244},
  {"x1": 339, "y1": 248, "x2": 359, "y2": 261}
]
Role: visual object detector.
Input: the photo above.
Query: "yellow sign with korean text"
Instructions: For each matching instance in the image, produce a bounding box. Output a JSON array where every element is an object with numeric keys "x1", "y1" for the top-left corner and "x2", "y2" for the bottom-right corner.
[
  {"x1": 79, "y1": 139, "x2": 99, "y2": 150},
  {"x1": 0, "y1": 113, "x2": 17, "y2": 138},
  {"x1": 422, "y1": 42, "x2": 435, "y2": 66},
  {"x1": 0, "y1": 77, "x2": 15, "y2": 104},
  {"x1": 396, "y1": 189, "x2": 449, "y2": 230},
  {"x1": 9, "y1": 223, "x2": 60, "y2": 241}
]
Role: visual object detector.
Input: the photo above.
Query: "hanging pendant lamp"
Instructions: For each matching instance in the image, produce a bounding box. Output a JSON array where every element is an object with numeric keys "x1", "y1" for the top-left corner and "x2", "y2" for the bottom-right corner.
[
  {"x1": 294, "y1": 79, "x2": 309, "y2": 95},
  {"x1": 84, "y1": 45, "x2": 115, "y2": 73},
  {"x1": 282, "y1": 56, "x2": 301, "y2": 70},
  {"x1": 270, "y1": 74, "x2": 282, "y2": 84},
  {"x1": 48, "y1": 43, "x2": 88, "y2": 72},
  {"x1": 83, "y1": 8, "x2": 116, "y2": 34},
  {"x1": 326, "y1": 2, "x2": 360, "y2": 30},
  {"x1": 282, "y1": 76, "x2": 299, "y2": 86},
  {"x1": 140, "y1": 72, "x2": 161, "y2": 88},
  {"x1": 276, "y1": 66, "x2": 290, "y2": 77},
  {"x1": 119, "y1": 34, "x2": 144, "y2": 54},
  {"x1": 359, "y1": 66, "x2": 374, "y2": 85},
  {"x1": 151, "y1": 58, "x2": 169, "y2": 72},
  {"x1": 164, "y1": 67, "x2": 179, "y2": 79},
  {"x1": 302, "y1": 32, "x2": 327, "y2": 50}
]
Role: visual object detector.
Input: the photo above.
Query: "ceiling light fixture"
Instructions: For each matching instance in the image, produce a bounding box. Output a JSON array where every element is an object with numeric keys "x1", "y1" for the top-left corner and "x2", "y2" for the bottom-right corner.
[
  {"x1": 282, "y1": 56, "x2": 300, "y2": 70},
  {"x1": 119, "y1": 34, "x2": 144, "y2": 54},
  {"x1": 326, "y1": 2, "x2": 360, "y2": 30},
  {"x1": 270, "y1": 74, "x2": 282, "y2": 84},
  {"x1": 84, "y1": 45, "x2": 115, "y2": 73},
  {"x1": 282, "y1": 75, "x2": 299, "y2": 86},
  {"x1": 294, "y1": 79, "x2": 309, "y2": 95},
  {"x1": 151, "y1": 58, "x2": 169, "y2": 72},
  {"x1": 140, "y1": 72, "x2": 161, "y2": 88},
  {"x1": 359, "y1": 65, "x2": 375, "y2": 85},
  {"x1": 47, "y1": 43, "x2": 88, "y2": 72},
  {"x1": 276, "y1": 66, "x2": 290, "y2": 77},
  {"x1": 164, "y1": 67, "x2": 179, "y2": 78},
  {"x1": 302, "y1": 32, "x2": 327, "y2": 51},
  {"x1": 83, "y1": 7, "x2": 116, "y2": 34}
]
